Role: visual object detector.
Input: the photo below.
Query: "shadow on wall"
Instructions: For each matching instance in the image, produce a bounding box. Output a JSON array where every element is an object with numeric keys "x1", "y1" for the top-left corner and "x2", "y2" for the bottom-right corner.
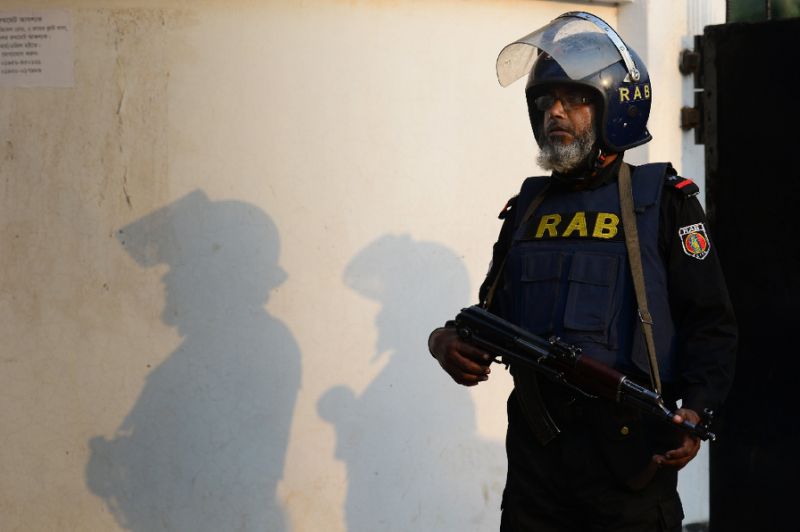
[
  {"x1": 86, "y1": 190, "x2": 300, "y2": 532},
  {"x1": 319, "y1": 234, "x2": 505, "y2": 532}
]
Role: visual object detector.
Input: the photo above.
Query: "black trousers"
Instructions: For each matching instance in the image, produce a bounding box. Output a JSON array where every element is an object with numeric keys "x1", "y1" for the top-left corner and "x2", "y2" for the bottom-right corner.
[{"x1": 500, "y1": 391, "x2": 684, "y2": 532}]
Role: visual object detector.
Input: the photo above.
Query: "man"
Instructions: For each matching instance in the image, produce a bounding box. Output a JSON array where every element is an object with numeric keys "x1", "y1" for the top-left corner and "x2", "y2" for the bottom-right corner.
[{"x1": 428, "y1": 13, "x2": 736, "y2": 531}]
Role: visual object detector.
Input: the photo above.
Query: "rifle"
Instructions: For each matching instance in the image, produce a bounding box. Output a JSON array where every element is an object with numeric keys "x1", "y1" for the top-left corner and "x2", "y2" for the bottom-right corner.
[{"x1": 454, "y1": 305, "x2": 716, "y2": 441}]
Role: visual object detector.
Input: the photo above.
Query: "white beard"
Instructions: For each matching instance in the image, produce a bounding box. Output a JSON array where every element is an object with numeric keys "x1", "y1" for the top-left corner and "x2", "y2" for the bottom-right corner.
[{"x1": 537, "y1": 123, "x2": 597, "y2": 174}]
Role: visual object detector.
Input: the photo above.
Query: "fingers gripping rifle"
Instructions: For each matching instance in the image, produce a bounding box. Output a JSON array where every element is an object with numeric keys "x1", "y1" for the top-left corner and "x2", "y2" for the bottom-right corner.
[{"x1": 455, "y1": 306, "x2": 716, "y2": 442}]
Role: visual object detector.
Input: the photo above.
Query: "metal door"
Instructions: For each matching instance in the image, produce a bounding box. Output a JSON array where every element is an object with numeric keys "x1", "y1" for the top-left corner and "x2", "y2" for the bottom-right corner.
[{"x1": 701, "y1": 17, "x2": 800, "y2": 531}]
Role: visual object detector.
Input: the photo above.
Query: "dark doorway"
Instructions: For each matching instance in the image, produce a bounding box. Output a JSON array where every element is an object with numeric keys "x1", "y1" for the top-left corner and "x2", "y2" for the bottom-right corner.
[{"x1": 703, "y1": 18, "x2": 800, "y2": 532}]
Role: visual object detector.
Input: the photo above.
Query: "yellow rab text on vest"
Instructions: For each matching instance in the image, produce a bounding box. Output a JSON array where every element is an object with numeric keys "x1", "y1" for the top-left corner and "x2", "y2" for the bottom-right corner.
[{"x1": 530, "y1": 211, "x2": 621, "y2": 240}]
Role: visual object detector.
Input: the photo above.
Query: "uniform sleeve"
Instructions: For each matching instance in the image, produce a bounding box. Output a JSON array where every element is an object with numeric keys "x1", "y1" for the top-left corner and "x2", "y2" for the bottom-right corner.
[{"x1": 659, "y1": 186, "x2": 737, "y2": 414}]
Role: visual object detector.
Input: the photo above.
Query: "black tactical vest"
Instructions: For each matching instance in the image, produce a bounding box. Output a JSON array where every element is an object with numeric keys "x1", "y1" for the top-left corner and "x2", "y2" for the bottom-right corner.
[{"x1": 501, "y1": 164, "x2": 677, "y2": 382}]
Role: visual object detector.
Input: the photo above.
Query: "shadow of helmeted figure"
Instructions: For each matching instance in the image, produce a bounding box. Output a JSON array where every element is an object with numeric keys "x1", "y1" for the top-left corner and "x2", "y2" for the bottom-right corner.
[
  {"x1": 87, "y1": 190, "x2": 300, "y2": 532},
  {"x1": 319, "y1": 234, "x2": 504, "y2": 531}
]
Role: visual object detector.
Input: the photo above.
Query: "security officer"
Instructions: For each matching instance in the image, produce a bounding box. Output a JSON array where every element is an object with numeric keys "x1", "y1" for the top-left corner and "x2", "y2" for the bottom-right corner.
[{"x1": 428, "y1": 13, "x2": 736, "y2": 531}]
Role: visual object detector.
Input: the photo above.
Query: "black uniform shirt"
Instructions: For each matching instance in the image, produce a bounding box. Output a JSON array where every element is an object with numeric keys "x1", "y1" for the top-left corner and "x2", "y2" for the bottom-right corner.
[{"x1": 480, "y1": 157, "x2": 737, "y2": 414}]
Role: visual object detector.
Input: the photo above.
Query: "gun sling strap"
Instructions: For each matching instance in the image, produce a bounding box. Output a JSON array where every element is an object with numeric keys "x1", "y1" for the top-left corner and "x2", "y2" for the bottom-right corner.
[
  {"x1": 618, "y1": 162, "x2": 663, "y2": 395},
  {"x1": 483, "y1": 163, "x2": 663, "y2": 395}
]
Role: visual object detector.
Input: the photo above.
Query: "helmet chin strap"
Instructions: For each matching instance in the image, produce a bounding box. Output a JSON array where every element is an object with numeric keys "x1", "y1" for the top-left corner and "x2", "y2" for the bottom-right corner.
[{"x1": 592, "y1": 147, "x2": 608, "y2": 173}]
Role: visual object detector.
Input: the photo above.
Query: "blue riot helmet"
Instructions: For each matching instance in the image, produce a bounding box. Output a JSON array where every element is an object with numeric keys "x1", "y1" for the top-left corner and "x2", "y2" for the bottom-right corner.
[{"x1": 496, "y1": 12, "x2": 652, "y2": 153}]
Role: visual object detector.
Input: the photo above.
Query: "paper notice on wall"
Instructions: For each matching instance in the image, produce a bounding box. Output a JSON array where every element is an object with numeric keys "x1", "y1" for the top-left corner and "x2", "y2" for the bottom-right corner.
[{"x1": 0, "y1": 10, "x2": 73, "y2": 88}]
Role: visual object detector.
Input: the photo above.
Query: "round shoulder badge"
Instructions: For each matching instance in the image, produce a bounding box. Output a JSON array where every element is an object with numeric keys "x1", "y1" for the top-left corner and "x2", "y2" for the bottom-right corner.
[{"x1": 679, "y1": 223, "x2": 711, "y2": 260}]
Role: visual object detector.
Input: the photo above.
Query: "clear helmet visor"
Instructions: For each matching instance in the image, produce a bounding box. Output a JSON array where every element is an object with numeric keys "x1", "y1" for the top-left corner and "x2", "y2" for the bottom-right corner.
[{"x1": 496, "y1": 12, "x2": 640, "y2": 87}]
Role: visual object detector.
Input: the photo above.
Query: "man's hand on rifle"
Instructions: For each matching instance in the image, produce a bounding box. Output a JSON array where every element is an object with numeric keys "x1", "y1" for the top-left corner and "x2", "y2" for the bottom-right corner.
[
  {"x1": 653, "y1": 408, "x2": 702, "y2": 470},
  {"x1": 428, "y1": 327, "x2": 492, "y2": 386}
]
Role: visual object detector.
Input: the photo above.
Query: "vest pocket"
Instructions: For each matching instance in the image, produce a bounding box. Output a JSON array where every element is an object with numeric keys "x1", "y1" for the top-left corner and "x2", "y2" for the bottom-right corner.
[
  {"x1": 519, "y1": 251, "x2": 564, "y2": 335},
  {"x1": 563, "y1": 252, "x2": 619, "y2": 345}
]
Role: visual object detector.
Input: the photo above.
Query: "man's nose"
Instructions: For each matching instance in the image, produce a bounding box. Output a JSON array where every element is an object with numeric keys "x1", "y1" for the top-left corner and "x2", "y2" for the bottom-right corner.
[{"x1": 545, "y1": 97, "x2": 567, "y2": 118}]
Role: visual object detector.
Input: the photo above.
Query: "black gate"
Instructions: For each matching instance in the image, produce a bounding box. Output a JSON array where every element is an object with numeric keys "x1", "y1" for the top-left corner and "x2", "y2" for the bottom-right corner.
[{"x1": 702, "y1": 17, "x2": 800, "y2": 531}]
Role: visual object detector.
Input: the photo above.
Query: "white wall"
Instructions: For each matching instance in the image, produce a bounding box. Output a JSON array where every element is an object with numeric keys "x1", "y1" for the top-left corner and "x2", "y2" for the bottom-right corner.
[{"x1": 0, "y1": 1, "x2": 706, "y2": 530}]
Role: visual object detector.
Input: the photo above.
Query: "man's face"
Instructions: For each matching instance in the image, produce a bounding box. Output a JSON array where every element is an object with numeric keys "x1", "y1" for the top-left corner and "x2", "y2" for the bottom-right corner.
[
  {"x1": 534, "y1": 85, "x2": 597, "y2": 173},
  {"x1": 539, "y1": 85, "x2": 595, "y2": 145}
]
